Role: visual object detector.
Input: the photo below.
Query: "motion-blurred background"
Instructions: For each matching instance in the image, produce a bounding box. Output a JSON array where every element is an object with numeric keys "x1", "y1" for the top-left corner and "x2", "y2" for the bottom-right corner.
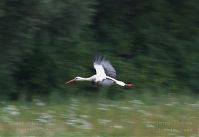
[
  {"x1": 0, "y1": 0, "x2": 199, "y2": 136},
  {"x1": 0, "y1": 0, "x2": 198, "y2": 100}
]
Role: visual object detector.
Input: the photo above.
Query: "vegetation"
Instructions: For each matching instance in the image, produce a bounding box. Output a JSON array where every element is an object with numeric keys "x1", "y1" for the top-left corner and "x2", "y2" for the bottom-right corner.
[
  {"x1": 0, "y1": 0, "x2": 198, "y2": 100},
  {"x1": 0, "y1": 94, "x2": 198, "y2": 137},
  {"x1": 0, "y1": 1, "x2": 198, "y2": 136}
]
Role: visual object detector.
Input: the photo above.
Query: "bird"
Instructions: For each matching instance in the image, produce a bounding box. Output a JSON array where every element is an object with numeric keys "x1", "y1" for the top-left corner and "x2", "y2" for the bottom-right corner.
[{"x1": 65, "y1": 55, "x2": 134, "y2": 88}]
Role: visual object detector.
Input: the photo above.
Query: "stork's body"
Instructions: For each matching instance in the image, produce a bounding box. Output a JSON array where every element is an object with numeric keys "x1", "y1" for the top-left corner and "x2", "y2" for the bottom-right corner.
[{"x1": 66, "y1": 55, "x2": 133, "y2": 87}]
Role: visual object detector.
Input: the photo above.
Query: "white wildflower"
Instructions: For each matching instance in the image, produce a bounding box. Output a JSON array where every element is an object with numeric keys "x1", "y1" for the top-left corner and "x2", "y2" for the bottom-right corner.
[
  {"x1": 2, "y1": 105, "x2": 20, "y2": 116},
  {"x1": 71, "y1": 98, "x2": 80, "y2": 104},
  {"x1": 111, "y1": 124, "x2": 124, "y2": 129},
  {"x1": 129, "y1": 100, "x2": 144, "y2": 105},
  {"x1": 33, "y1": 99, "x2": 46, "y2": 106},
  {"x1": 66, "y1": 118, "x2": 92, "y2": 130},
  {"x1": 119, "y1": 106, "x2": 132, "y2": 110},
  {"x1": 35, "y1": 113, "x2": 54, "y2": 124},
  {"x1": 80, "y1": 115, "x2": 90, "y2": 119},
  {"x1": 98, "y1": 119, "x2": 111, "y2": 125},
  {"x1": 144, "y1": 122, "x2": 154, "y2": 128},
  {"x1": 97, "y1": 107, "x2": 110, "y2": 111}
]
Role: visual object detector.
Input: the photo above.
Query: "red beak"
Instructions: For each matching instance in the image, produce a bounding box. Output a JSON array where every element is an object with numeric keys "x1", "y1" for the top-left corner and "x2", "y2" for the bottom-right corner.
[{"x1": 65, "y1": 79, "x2": 76, "y2": 84}]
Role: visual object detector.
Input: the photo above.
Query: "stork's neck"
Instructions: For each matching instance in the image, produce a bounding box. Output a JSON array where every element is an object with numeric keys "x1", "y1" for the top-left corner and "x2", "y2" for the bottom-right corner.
[{"x1": 76, "y1": 76, "x2": 94, "y2": 81}]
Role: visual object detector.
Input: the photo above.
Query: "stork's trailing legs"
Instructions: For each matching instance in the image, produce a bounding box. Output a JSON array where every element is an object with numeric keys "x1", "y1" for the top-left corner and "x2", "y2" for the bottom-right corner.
[
  {"x1": 106, "y1": 76, "x2": 134, "y2": 87},
  {"x1": 65, "y1": 55, "x2": 134, "y2": 88}
]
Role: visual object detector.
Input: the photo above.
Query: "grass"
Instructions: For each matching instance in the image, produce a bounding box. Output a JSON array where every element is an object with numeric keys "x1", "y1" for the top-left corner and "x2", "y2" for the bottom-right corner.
[{"x1": 0, "y1": 92, "x2": 198, "y2": 137}]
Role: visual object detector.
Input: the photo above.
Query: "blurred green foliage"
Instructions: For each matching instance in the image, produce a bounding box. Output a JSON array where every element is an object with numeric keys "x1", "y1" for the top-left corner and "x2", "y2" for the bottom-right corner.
[{"x1": 0, "y1": 0, "x2": 198, "y2": 100}]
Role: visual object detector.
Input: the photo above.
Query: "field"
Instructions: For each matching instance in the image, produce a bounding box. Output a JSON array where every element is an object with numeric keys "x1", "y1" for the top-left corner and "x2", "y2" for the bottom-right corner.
[{"x1": 0, "y1": 93, "x2": 198, "y2": 137}]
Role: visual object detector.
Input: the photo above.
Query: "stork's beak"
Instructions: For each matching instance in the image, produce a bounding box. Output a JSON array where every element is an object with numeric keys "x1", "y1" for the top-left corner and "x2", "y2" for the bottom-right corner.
[{"x1": 65, "y1": 79, "x2": 76, "y2": 84}]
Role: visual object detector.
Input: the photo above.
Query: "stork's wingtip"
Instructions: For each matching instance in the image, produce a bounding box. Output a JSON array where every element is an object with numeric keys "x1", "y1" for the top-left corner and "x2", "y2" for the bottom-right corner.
[
  {"x1": 124, "y1": 83, "x2": 135, "y2": 88},
  {"x1": 93, "y1": 53, "x2": 106, "y2": 63}
]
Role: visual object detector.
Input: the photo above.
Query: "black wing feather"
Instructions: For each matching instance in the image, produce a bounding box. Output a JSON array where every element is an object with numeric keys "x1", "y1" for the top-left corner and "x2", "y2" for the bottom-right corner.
[{"x1": 93, "y1": 55, "x2": 116, "y2": 78}]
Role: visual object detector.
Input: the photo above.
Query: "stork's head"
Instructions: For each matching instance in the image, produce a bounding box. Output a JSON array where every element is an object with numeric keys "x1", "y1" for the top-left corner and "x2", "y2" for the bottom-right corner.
[{"x1": 65, "y1": 76, "x2": 82, "y2": 84}]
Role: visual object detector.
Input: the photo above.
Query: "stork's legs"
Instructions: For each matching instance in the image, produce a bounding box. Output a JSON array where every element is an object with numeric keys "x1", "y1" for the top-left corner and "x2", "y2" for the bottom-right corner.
[{"x1": 106, "y1": 76, "x2": 134, "y2": 87}]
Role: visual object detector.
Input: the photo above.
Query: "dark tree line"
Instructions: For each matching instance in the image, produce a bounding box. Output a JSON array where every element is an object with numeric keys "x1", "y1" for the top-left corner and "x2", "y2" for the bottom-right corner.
[{"x1": 0, "y1": 0, "x2": 198, "y2": 100}]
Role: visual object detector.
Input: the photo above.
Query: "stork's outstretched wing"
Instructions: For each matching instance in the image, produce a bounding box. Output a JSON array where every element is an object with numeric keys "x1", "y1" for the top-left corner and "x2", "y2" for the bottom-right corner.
[{"x1": 93, "y1": 55, "x2": 116, "y2": 78}]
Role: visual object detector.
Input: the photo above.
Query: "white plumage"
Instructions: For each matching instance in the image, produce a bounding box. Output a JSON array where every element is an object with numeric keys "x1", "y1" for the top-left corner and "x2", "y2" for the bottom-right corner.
[{"x1": 65, "y1": 55, "x2": 133, "y2": 88}]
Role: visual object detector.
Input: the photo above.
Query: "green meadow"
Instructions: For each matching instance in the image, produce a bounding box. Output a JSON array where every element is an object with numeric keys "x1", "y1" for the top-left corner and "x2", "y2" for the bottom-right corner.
[
  {"x1": 1, "y1": 0, "x2": 199, "y2": 136},
  {"x1": 0, "y1": 93, "x2": 198, "y2": 137}
]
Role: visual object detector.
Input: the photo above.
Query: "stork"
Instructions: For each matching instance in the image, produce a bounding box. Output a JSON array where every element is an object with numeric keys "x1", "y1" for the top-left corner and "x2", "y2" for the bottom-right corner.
[{"x1": 65, "y1": 55, "x2": 134, "y2": 88}]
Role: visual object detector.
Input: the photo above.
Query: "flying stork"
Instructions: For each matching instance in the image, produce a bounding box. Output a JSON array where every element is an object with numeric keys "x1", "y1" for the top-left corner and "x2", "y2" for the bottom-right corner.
[{"x1": 65, "y1": 55, "x2": 134, "y2": 88}]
